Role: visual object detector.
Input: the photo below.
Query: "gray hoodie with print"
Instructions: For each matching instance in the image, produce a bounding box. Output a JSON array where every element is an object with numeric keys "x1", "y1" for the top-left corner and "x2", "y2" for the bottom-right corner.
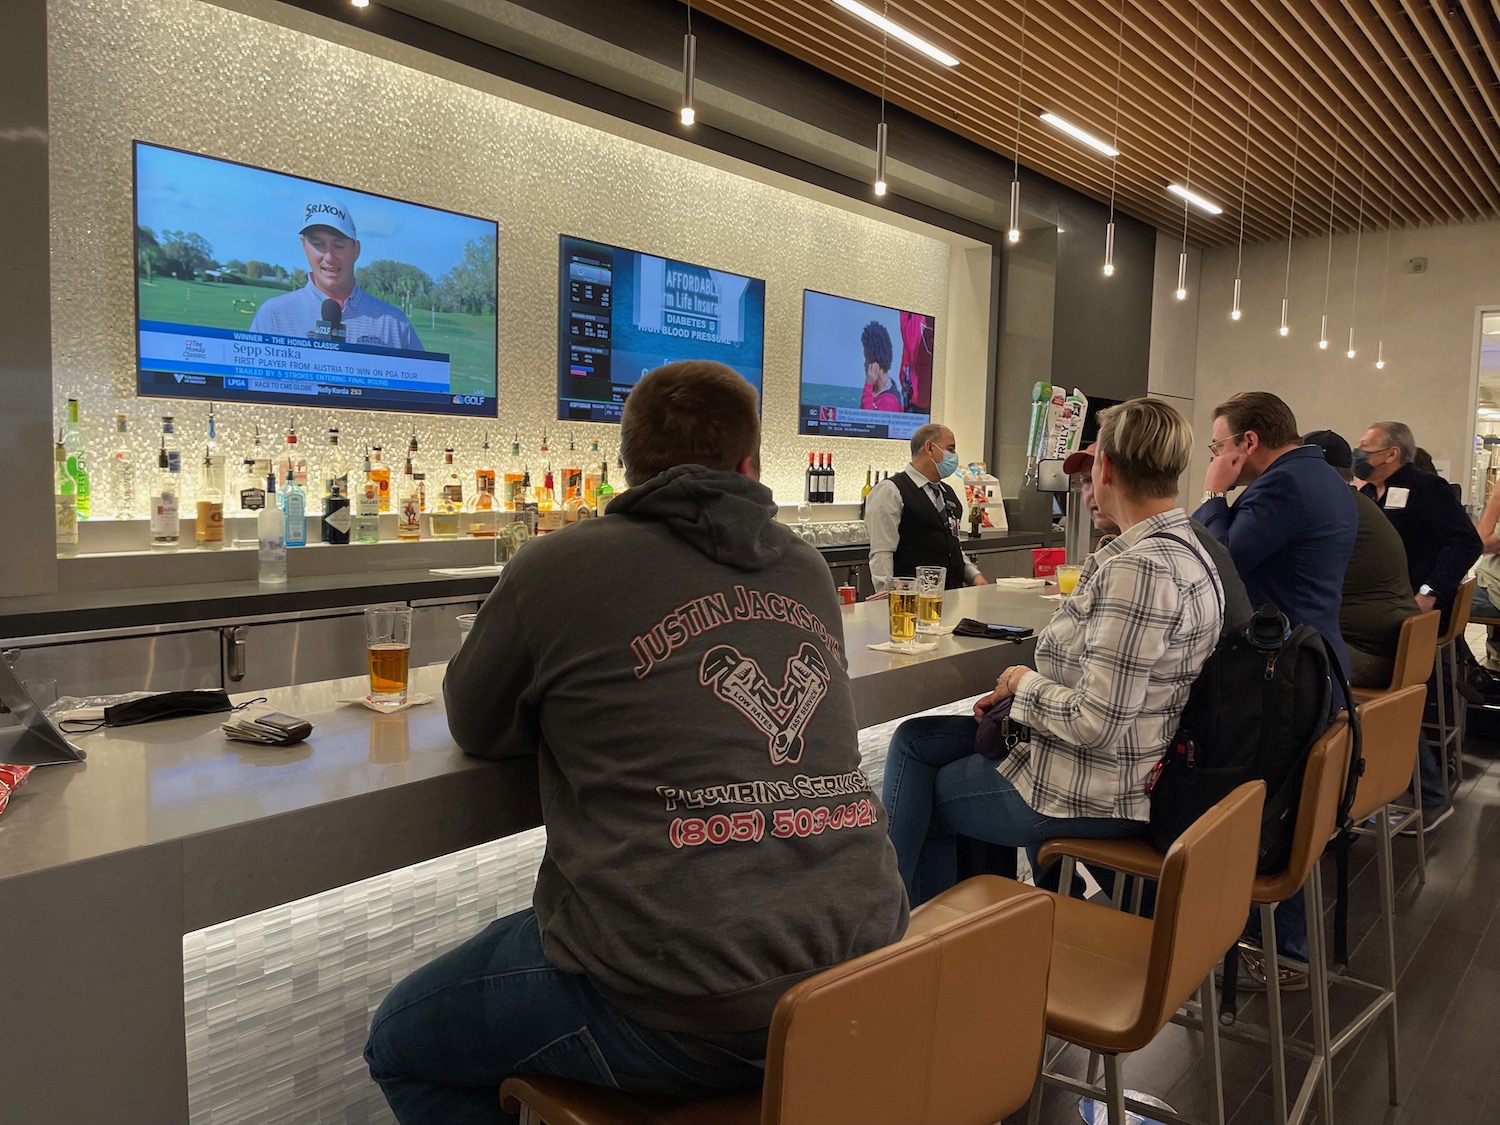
[{"x1": 445, "y1": 465, "x2": 909, "y2": 1036}]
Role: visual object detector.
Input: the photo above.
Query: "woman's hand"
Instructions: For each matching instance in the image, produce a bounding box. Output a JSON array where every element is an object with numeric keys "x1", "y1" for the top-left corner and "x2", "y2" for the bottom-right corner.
[{"x1": 974, "y1": 666, "x2": 1027, "y2": 718}]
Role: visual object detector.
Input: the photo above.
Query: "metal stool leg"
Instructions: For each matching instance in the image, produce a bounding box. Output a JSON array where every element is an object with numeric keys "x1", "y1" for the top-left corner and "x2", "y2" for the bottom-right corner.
[
  {"x1": 1262, "y1": 903, "x2": 1290, "y2": 1125},
  {"x1": 1103, "y1": 1053, "x2": 1128, "y2": 1125},
  {"x1": 1410, "y1": 756, "x2": 1427, "y2": 884},
  {"x1": 1306, "y1": 864, "x2": 1335, "y2": 1125},
  {"x1": 1201, "y1": 973, "x2": 1227, "y2": 1125},
  {"x1": 1377, "y1": 805, "x2": 1402, "y2": 1106}
]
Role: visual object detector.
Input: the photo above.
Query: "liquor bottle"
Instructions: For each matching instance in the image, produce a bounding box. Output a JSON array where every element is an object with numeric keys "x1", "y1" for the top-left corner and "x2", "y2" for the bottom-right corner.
[
  {"x1": 321, "y1": 425, "x2": 347, "y2": 500},
  {"x1": 804, "y1": 452, "x2": 815, "y2": 503},
  {"x1": 369, "y1": 445, "x2": 391, "y2": 513},
  {"x1": 204, "y1": 403, "x2": 222, "y2": 493},
  {"x1": 408, "y1": 435, "x2": 426, "y2": 513},
  {"x1": 278, "y1": 420, "x2": 304, "y2": 490},
  {"x1": 247, "y1": 424, "x2": 271, "y2": 480},
  {"x1": 322, "y1": 477, "x2": 351, "y2": 545},
  {"x1": 258, "y1": 471, "x2": 287, "y2": 585},
  {"x1": 502, "y1": 431, "x2": 525, "y2": 512},
  {"x1": 195, "y1": 447, "x2": 225, "y2": 551},
  {"x1": 282, "y1": 469, "x2": 307, "y2": 548},
  {"x1": 474, "y1": 432, "x2": 497, "y2": 502},
  {"x1": 584, "y1": 440, "x2": 603, "y2": 511},
  {"x1": 352, "y1": 450, "x2": 382, "y2": 544},
  {"x1": 595, "y1": 461, "x2": 615, "y2": 515},
  {"x1": 161, "y1": 415, "x2": 185, "y2": 506},
  {"x1": 234, "y1": 459, "x2": 267, "y2": 549},
  {"x1": 431, "y1": 448, "x2": 463, "y2": 539},
  {"x1": 826, "y1": 453, "x2": 836, "y2": 503},
  {"x1": 518, "y1": 468, "x2": 539, "y2": 535},
  {"x1": 62, "y1": 396, "x2": 91, "y2": 519},
  {"x1": 813, "y1": 454, "x2": 825, "y2": 503},
  {"x1": 150, "y1": 437, "x2": 180, "y2": 552},
  {"x1": 55, "y1": 432, "x2": 78, "y2": 558},
  {"x1": 110, "y1": 413, "x2": 135, "y2": 520},
  {"x1": 535, "y1": 432, "x2": 554, "y2": 507},
  {"x1": 397, "y1": 456, "x2": 422, "y2": 541},
  {"x1": 562, "y1": 437, "x2": 583, "y2": 503},
  {"x1": 860, "y1": 465, "x2": 873, "y2": 521},
  {"x1": 467, "y1": 469, "x2": 500, "y2": 539}
]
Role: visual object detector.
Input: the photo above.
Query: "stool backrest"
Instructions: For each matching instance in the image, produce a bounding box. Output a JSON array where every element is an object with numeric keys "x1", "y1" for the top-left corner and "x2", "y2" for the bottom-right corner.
[
  {"x1": 1251, "y1": 719, "x2": 1354, "y2": 903},
  {"x1": 1350, "y1": 685, "x2": 1427, "y2": 820},
  {"x1": 760, "y1": 881, "x2": 1052, "y2": 1125},
  {"x1": 1387, "y1": 610, "x2": 1441, "y2": 691},
  {"x1": 1440, "y1": 576, "x2": 1479, "y2": 645},
  {"x1": 1139, "y1": 780, "x2": 1266, "y2": 1039}
]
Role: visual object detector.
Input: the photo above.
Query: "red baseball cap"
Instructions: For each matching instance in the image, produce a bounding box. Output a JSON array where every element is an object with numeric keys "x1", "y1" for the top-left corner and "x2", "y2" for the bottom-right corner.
[{"x1": 1062, "y1": 442, "x2": 1098, "y2": 477}]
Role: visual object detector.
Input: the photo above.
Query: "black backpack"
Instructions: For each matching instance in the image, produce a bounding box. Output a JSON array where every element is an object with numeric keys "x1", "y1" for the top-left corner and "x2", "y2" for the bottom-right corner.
[{"x1": 1143, "y1": 533, "x2": 1360, "y2": 876}]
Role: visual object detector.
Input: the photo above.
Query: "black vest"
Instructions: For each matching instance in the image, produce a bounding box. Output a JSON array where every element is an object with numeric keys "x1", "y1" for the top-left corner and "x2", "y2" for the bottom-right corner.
[{"x1": 890, "y1": 472, "x2": 967, "y2": 590}]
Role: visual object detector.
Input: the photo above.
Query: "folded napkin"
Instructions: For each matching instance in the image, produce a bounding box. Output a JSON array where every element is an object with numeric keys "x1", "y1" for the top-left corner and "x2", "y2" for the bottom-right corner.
[
  {"x1": 867, "y1": 640, "x2": 939, "y2": 654},
  {"x1": 337, "y1": 692, "x2": 436, "y2": 714},
  {"x1": 991, "y1": 577, "x2": 1046, "y2": 590},
  {"x1": 429, "y1": 565, "x2": 504, "y2": 577}
]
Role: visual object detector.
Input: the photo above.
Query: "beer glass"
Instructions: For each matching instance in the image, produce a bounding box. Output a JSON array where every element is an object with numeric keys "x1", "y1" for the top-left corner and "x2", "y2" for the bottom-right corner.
[
  {"x1": 365, "y1": 604, "x2": 412, "y2": 707},
  {"x1": 888, "y1": 577, "x2": 918, "y2": 650},
  {"x1": 915, "y1": 565, "x2": 945, "y2": 634}
]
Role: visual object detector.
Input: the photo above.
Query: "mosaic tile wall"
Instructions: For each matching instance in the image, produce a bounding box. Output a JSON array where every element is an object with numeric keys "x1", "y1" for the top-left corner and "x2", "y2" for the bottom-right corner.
[
  {"x1": 181, "y1": 703, "x2": 972, "y2": 1125},
  {"x1": 48, "y1": 0, "x2": 960, "y2": 522}
]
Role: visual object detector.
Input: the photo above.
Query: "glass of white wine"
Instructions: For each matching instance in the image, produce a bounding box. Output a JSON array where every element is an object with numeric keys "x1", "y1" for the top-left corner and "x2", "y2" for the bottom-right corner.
[
  {"x1": 915, "y1": 566, "x2": 945, "y2": 635},
  {"x1": 888, "y1": 577, "x2": 918, "y2": 652}
]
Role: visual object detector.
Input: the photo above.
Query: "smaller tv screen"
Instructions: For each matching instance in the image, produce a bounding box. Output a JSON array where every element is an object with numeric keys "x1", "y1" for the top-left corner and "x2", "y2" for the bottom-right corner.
[
  {"x1": 557, "y1": 235, "x2": 765, "y2": 423},
  {"x1": 798, "y1": 290, "x2": 936, "y2": 441},
  {"x1": 134, "y1": 141, "x2": 498, "y2": 417}
]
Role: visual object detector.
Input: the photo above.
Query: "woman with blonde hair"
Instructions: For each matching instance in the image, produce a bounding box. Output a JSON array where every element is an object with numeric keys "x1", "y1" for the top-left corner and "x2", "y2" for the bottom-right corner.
[{"x1": 882, "y1": 397, "x2": 1224, "y2": 902}]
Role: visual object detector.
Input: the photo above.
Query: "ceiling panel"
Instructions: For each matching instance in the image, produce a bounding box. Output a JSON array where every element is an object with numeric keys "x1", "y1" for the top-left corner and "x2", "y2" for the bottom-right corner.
[{"x1": 689, "y1": 0, "x2": 1500, "y2": 245}]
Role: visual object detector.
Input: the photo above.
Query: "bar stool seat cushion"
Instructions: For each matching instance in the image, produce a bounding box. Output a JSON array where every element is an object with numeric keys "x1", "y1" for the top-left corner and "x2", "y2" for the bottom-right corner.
[{"x1": 499, "y1": 1077, "x2": 758, "y2": 1125}]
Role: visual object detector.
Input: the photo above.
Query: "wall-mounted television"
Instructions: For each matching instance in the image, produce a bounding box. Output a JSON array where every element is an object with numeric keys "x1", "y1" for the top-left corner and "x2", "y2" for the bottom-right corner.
[
  {"x1": 798, "y1": 290, "x2": 936, "y2": 441},
  {"x1": 557, "y1": 234, "x2": 765, "y2": 423},
  {"x1": 133, "y1": 141, "x2": 498, "y2": 417}
]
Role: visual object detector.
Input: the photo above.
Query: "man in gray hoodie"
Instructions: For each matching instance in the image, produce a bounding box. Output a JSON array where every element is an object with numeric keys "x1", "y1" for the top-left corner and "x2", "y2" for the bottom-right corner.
[{"x1": 366, "y1": 360, "x2": 909, "y2": 1125}]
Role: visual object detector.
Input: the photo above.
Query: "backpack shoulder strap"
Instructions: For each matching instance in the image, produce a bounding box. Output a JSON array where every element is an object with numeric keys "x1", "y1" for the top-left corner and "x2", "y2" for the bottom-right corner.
[{"x1": 1144, "y1": 530, "x2": 1225, "y2": 612}]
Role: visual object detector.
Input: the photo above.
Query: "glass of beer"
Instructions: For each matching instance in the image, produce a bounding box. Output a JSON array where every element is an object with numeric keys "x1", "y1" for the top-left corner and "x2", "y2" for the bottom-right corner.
[
  {"x1": 365, "y1": 604, "x2": 412, "y2": 707},
  {"x1": 889, "y1": 577, "x2": 918, "y2": 651},
  {"x1": 915, "y1": 566, "x2": 945, "y2": 634}
]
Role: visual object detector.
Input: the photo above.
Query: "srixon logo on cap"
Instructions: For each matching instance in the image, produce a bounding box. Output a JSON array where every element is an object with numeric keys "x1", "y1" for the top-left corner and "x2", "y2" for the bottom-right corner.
[{"x1": 304, "y1": 202, "x2": 354, "y2": 235}]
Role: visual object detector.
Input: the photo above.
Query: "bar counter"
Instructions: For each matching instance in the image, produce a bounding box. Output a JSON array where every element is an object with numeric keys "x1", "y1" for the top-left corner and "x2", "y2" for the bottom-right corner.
[{"x1": 0, "y1": 583, "x2": 1059, "y2": 1124}]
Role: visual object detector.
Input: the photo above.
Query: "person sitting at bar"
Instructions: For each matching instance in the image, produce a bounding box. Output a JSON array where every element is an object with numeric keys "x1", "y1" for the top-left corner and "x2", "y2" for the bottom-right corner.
[
  {"x1": 364, "y1": 360, "x2": 908, "y2": 1125},
  {"x1": 865, "y1": 422, "x2": 990, "y2": 593},
  {"x1": 880, "y1": 398, "x2": 1222, "y2": 904}
]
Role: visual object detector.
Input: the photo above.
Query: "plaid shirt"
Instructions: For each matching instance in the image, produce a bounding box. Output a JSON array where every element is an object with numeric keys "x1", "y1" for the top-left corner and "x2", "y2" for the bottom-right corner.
[{"x1": 1003, "y1": 509, "x2": 1222, "y2": 820}]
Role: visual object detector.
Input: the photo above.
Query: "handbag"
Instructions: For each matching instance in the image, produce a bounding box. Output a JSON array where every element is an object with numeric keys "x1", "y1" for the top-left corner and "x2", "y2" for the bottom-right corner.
[{"x1": 973, "y1": 695, "x2": 1029, "y2": 761}]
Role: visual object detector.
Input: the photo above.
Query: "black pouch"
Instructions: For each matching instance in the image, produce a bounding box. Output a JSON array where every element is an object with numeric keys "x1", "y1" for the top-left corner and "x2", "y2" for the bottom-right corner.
[
  {"x1": 104, "y1": 690, "x2": 233, "y2": 727},
  {"x1": 954, "y1": 618, "x2": 1034, "y2": 641}
]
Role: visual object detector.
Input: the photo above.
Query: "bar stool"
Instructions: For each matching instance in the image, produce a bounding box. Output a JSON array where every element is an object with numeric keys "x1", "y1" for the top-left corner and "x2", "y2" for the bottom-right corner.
[
  {"x1": 500, "y1": 880, "x2": 1053, "y2": 1125},
  {"x1": 1351, "y1": 610, "x2": 1440, "y2": 884},
  {"x1": 919, "y1": 782, "x2": 1265, "y2": 1125},
  {"x1": 1427, "y1": 576, "x2": 1476, "y2": 795},
  {"x1": 1039, "y1": 722, "x2": 1353, "y2": 1125},
  {"x1": 1321, "y1": 685, "x2": 1427, "y2": 1112}
]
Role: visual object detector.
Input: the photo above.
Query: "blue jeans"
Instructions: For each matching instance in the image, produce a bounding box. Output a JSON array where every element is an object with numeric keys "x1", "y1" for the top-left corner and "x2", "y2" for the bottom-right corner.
[
  {"x1": 881, "y1": 715, "x2": 1147, "y2": 906},
  {"x1": 1243, "y1": 892, "x2": 1308, "y2": 962},
  {"x1": 364, "y1": 909, "x2": 765, "y2": 1125}
]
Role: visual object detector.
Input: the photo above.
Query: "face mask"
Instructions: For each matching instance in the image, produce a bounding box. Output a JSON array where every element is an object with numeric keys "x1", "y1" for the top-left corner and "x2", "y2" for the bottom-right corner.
[
  {"x1": 935, "y1": 450, "x2": 960, "y2": 479},
  {"x1": 1351, "y1": 447, "x2": 1376, "y2": 480}
]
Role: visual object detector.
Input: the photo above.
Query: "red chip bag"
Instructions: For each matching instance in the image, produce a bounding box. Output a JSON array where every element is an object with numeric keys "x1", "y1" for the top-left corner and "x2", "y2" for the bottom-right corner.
[{"x1": 0, "y1": 763, "x2": 34, "y2": 817}]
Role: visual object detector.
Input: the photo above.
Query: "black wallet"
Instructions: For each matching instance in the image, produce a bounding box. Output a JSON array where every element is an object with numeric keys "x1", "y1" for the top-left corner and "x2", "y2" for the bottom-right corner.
[{"x1": 954, "y1": 618, "x2": 1034, "y2": 641}]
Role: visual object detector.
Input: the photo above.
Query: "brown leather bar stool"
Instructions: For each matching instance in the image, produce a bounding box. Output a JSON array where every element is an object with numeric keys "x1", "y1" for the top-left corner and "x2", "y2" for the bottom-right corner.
[
  {"x1": 499, "y1": 880, "x2": 1053, "y2": 1125},
  {"x1": 1426, "y1": 576, "x2": 1476, "y2": 795},
  {"x1": 919, "y1": 782, "x2": 1266, "y2": 1125},
  {"x1": 1352, "y1": 609, "x2": 1440, "y2": 884},
  {"x1": 1040, "y1": 722, "x2": 1353, "y2": 1125},
  {"x1": 1321, "y1": 685, "x2": 1427, "y2": 1113}
]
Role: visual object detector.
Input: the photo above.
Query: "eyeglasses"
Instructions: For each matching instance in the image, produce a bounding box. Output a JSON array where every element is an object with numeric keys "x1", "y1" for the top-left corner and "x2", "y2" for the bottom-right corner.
[{"x1": 1208, "y1": 433, "x2": 1243, "y2": 458}]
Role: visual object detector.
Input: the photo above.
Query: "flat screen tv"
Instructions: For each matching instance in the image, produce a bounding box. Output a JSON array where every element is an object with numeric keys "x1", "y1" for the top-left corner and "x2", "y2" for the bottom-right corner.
[
  {"x1": 557, "y1": 234, "x2": 765, "y2": 423},
  {"x1": 798, "y1": 290, "x2": 936, "y2": 441},
  {"x1": 133, "y1": 141, "x2": 498, "y2": 417}
]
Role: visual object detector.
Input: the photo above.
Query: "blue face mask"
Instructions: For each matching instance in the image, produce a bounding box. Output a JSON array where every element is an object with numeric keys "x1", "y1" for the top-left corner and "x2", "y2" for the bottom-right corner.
[{"x1": 935, "y1": 449, "x2": 960, "y2": 479}]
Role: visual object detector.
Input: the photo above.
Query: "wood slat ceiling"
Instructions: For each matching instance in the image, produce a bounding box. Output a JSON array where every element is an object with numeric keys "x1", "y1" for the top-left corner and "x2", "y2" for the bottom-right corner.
[{"x1": 690, "y1": 0, "x2": 1500, "y2": 246}]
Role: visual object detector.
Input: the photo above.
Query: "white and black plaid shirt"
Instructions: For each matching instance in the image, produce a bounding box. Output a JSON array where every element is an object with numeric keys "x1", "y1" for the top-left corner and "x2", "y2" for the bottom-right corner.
[{"x1": 1003, "y1": 509, "x2": 1223, "y2": 821}]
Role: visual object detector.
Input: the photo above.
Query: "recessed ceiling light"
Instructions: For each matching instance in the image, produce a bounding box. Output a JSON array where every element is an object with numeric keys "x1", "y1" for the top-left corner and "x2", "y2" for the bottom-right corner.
[
  {"x1": 1166, "y1": 184, "x2": 1223, "y2": 216},
  {"x1": 351, "y1": 0, "x2": 369, "y2": 7},
  {"x1": 1039, "y1": 113, "x2": 1119, "y2": 158},
  {"x1": 832, "y1": 0, "x2": 959, "y2": 67}
]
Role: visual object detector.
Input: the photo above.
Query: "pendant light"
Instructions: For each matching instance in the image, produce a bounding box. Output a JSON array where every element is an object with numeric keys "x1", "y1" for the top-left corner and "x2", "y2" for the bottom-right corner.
[
  {"x1": 1097, "y1": 0, "x2": 1127, "y2": 276},
  {"x1": 1174, "y1": 1, "x2": 1204, "y2": 302},
  {"x1": 1318, "y1": 125, "x2": 1341, "y2": 351},
  {"x1": 873, "y1": 2, "x2": 891, "y2": 196},
  {"x1": 680, "y1": 3, "x2": 696, "y2": 126},
  {"x1": 1279, "y1": 100, "x2": 1303, "y2": 338},
  {"x1": 1231, "y1": 47, "x2": 1254, "y2": 321},
  {"x1": 1007, "y1": 0, "x2": 1030, "y2": 244},
  {"x1": 1346, "y1": 160, "x2": 1366, "y2": 359},
  {"x1": 1375, "y1": 178, "x2": 1394, "y2": 369}
]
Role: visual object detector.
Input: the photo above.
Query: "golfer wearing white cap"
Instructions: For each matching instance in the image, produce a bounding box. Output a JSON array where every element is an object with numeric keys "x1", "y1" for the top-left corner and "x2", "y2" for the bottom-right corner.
[{"x1": 249, "y1": 197, "x2": 426, "y2": 351}]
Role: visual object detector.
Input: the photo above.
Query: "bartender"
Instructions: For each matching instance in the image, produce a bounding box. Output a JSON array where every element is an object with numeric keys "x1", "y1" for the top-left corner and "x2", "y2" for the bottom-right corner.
[{"x1": 866, "y1": 423, "x2": 991, "y2": 592}]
